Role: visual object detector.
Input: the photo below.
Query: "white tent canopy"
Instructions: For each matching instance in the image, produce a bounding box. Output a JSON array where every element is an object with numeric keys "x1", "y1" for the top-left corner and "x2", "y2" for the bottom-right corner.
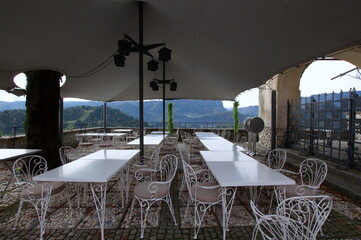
[{"x1": 0, "y1": 0, "x2": 361, "y2": 102}]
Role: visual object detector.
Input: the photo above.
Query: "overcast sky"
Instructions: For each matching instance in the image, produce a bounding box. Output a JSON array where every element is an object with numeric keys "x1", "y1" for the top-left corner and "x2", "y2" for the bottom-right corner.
[{"x1": 1, "y1": 60, "x2": 360, "y2": 108}]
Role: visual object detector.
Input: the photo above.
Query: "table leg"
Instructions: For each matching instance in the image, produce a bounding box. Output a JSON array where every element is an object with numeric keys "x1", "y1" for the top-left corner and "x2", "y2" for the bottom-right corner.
[
  {"x1": 221, "y1": 187, "x2": 237, "y2": 240},
  {"x1": 90, "y1": 182, "x2": 107, "y2": 240}
]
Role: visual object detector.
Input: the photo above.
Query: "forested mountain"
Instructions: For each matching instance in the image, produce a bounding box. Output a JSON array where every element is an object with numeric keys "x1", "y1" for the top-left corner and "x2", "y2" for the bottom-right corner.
[
  {"x1": 0, "y1": 100, "x2": 258, "y2": 136},
  {"x1": 0, "y1": 109, "x2": 26, "y2": 136}
]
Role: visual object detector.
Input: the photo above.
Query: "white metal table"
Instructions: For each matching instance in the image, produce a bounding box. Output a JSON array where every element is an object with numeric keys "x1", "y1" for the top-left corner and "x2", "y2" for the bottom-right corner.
[
  {"x1": 200, "y1": 150, "x2": 257, "y2": 162},
  {"x1": 0, "y1": 148, "x2": 42, "y2": 198},
  {"x1": 200, "y1": 150, "x2": 295, "y2": 240},
  {"x1": 77, "y1": 133, "x2": 126, "y2": 138},
  {"x1": 112, "y1": 129, "x2": 133, "y2": 133},
  {"x1": 33, "y1": 149, "x2": 139, "y2": 240},
  {"x1": 150, "y1": 131, "x2": 169, "y2": 134},
  {"x1": 195, "y1": 132, "x2": 247, "y2": 151},
  {"x1": 127, "y1": 134, "x2": 167, "y2": 147}
]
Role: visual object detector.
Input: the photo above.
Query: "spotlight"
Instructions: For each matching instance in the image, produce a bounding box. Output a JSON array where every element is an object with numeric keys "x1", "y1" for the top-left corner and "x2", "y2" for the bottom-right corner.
[
  {"x1": 118, "y1": 39, "x2": 132, "y2": 56},
  {"x1": 170, "y1": 81, "x2": 177, "y2": 91},
  {"x1": 114, "y1": 53, "x2": 126, "y2": 67},
  {"x1": 158, "y1": 47, "x2": 172, "y2": 62},
  {"x1": 150, "y1": 80, "x2": 159, "y2": 91},
  {"x1": 147, "y1": 59, "x2": 159, "y2": 72}
]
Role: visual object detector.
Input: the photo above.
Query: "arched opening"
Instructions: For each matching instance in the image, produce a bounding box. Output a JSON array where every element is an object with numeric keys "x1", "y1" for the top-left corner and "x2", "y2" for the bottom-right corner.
[{"x1": 300, "y1": 60, "x2": 361, "y2": 97}]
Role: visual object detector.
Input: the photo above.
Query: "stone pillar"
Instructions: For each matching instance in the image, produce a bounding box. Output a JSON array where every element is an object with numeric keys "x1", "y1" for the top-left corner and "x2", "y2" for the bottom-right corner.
[
  {"x1": 25, "y1": 70, "x2": 62, "y2": 169},
  {"x1": 259, "y1": 66, "x2": 308, "y2": 149}
]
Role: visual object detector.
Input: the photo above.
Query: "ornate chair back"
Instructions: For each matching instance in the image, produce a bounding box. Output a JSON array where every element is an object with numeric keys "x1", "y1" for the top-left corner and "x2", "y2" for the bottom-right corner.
[
  {"x1": 267, "y1": 149, "x2": 287, "y2": 170},
  {"x1": 299, "y1": 158, "x2": 328, "y2": 188},
  {"x1": 276, "y1": 195, "x2": 333, "y2": 239}
]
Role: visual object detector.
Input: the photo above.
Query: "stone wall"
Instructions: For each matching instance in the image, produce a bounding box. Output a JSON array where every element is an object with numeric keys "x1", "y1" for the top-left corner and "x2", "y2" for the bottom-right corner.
[{"x1": 259, "y1": 127, "x2": 288, "y2": 150}]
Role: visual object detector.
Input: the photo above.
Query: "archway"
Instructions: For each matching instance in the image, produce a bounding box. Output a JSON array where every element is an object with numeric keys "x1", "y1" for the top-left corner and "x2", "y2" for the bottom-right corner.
[{"x1": 259, "y1": 46, "x2": 361, "y2": 149}]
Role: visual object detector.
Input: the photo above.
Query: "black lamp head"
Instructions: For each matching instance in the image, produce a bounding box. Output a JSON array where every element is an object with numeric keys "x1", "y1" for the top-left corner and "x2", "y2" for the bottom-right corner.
[
  {"x1": 118, "y1": 39, "x2": 132, "y2": 56},
  {"x1": 170, "y1": 81, "x2": 177, "y2": 91},
  {"x1": 150, "y1": 80, "x2": 159, "y2": 91},
  {"x1": 158, "y1": 47, "x2": 172, "y2": 61},
  {"x1": 147, "y1": 59, "x2": 159, "y2": 72},
  {"x1": 114, "y1": 53, "x2": 126, "y2": 67}
]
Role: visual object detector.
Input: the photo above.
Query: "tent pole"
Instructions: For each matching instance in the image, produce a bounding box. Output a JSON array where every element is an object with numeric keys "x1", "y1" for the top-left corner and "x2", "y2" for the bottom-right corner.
[{"x1": 139, "y1": 1, "x2": 144, "y2": 156}]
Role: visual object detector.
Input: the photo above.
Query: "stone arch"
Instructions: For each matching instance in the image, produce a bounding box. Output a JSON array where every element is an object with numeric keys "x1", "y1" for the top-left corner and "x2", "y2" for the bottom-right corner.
[{"x1": 259, "y1": 46, "x2": 361, "y2": 149}]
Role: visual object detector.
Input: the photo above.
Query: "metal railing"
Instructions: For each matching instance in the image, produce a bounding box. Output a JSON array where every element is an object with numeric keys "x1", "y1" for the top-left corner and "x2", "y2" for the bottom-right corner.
[{"x1": 287, "y1": 88, "x2": 361, "y2": 170}]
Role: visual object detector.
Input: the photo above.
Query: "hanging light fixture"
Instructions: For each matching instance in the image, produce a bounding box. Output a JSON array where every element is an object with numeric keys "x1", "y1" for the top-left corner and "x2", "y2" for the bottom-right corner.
[
  {"x1": 170, "y1": 81, "x2": 177, "y2": 91},
  {"x1": 113, "y1": 53, "x2": 126, "y2": 67},
  {"x1": 158, "y1": 47, "x2": 172, "y2": 62},
  {"x1": 147, "y1": 59, "x2": 159, "y2": 71},
  {"x1": 150, "y1": 80, "x2": 159, "y2": 91},
  {"x1": 118, "y1": 39, "x2": 132, "y2": 56}
]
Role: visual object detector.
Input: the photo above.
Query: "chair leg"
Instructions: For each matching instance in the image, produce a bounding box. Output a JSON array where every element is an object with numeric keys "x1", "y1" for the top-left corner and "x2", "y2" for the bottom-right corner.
[
  {"x1": 194, "y1": 203, "x2": 211, "y2": 239},
  {"x1": 129, "y1": 197, "x2": 136, "y2": 219},
  {"x1": 64, "y1": 185, "x2": 73, "y2": 211},
  {"x1": 184, "y1": 196, "x2": 192, "y2": 219},
  {"x1": 179, "y1": 175, "x2": 185, "y2": 199},
  {"x1": 138, "y1": 199, "x2": 150, "y2": 239},
  {"x1": 165, "y1": 194, "x2": 177, "y2": 225},
  {"x1": 13, "y1": 200, "x2": 24, "y2": 229},
  {"x1": 35, "y1": 198, "x2": 51, "y2": 240}
]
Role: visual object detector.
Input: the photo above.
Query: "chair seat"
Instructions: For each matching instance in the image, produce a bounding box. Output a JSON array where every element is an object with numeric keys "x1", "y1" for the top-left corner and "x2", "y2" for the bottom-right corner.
[
  {"x1": 134, "y1": 181, "x2": 169, "y2": 200},
  {"x1": 191, "y1": 182, "x2": 221, "y2": 203},
  {"x1": 21, "y1": 182, "x2": 65, "y2": 199},
  {"x1": 284, "y1": 184, "x2": 316, "y2": 198}
]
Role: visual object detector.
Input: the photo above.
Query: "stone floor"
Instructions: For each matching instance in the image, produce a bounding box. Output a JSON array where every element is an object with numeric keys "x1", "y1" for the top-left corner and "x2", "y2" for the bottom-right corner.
[{"x1": 1, "y1": 153, "x2": 361, "y2": 239}]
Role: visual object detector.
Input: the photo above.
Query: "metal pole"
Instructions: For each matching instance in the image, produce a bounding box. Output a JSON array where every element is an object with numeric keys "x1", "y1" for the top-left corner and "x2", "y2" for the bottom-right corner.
[
  {"x1": 285, "y1": 100, "x2": 290, "y2": 148},
  {"x1": 139, "y1": 1, "x2": 144, "y2": 156},
  {"x1": 163, "y1": 61, "x2": 166, "y2": 135},
  {"x1": 271, "y1": 90, "x2": 276, "y2": 150},
  {"x1": 59, "y1": 98, "x2": 64, "y2": 145},
  {"x1": 12, "y1": 126, "x2": 17, "y2": 148},
  {"x1": 103, "y1": 102, "x2": 107, "y2": 131}
]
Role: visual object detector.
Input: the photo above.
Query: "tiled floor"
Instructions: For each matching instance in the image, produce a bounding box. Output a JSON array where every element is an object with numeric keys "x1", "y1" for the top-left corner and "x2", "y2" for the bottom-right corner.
[{"x1": 1, "y1": 154, "x2": 361, "y2": 239}]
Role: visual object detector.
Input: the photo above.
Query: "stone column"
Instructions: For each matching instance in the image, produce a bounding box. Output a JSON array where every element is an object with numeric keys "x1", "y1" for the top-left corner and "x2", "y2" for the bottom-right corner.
[
  {"x1": 259, "y1": 66, "x2": 308, "y2": 149},
  {"x1": 25, "y1": 70, "x2": 62, "y2": 169}
]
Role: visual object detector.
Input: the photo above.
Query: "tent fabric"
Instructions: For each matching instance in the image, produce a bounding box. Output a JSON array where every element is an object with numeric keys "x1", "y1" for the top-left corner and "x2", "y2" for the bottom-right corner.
[{"x1": 0, "y1": 0, "x2": 361, "y2": 102}]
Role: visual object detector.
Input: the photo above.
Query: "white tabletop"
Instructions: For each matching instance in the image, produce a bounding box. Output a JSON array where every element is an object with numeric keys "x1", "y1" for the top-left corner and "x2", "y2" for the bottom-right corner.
[
  {"x1": 0, "y1": 149, "x2": 42, "y2": 161},
  {"x1": 200, "y1": 150, "x2": 257, "y2": 162},
  {"x1": 205, "y1": 161, "x2": 295, "y2": 187},
  {"x1": 127, "y1": 134, "x2": 167, "y2": 146},
  {"x1": 195, "y1": 132, "x2": 247, "y2": 151},
  {"x1": 150, "y1": 131, "x2": 169, "y2": 134},
  {"x1": 34, "y1": 159, "x2": 128, "y2": 183},
  {"x1": 77, "y1": 133, "x2": 126, "y2": 137},
  {"x1": 113, "y1": 129, "x2": 133, "y2": 133},
  {"x1": 78, "y1": 149, "x2": 139, "y2": 161}
]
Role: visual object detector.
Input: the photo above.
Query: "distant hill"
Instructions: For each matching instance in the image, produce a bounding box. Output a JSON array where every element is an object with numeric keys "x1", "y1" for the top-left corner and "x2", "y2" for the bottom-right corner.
[
  {"x1": 238, "y1": 105, "x2": 258, "y2": 117},
  {"x1": 0, "y1": 99, "x2": 258, "y2": 135}
]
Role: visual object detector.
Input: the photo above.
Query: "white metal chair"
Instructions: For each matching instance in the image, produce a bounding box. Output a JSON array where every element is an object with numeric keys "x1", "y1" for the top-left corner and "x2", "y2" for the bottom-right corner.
[
  {"x1": 251, "y1": 195, "x2": 333, "y2": 240},
  {"x1": 132, "y1": 154, "x2": 178, "y2": 238},
  {"x1": 12, "y1": 155, "x2": 66, "y2": 240},
  {"x1": 130, "y1": 146, "x2": 161, "y2": 181},
  {"x1": 276, "y1": 158, "x2": 328, "y2": 204},
  {"x1": 261, "y1": 149, "x2": 287, "y2": 210},
  {"x1": 59, "y1": 146, "x2": 88, "y2": 208},
  {"x1": 59, "y1": 146, "x2": 78, "y2": 164},
  {"x1": 160, "y1": 133, "x2": 179, "y2": 155},
  {"x1": 267, "y1": 148, "x2": 287, "y2": 170},
  {"x1": 178, "y1": 144, "x2": 206, "y2": 199},
  {"x1": 182, "y1": 160, "x2": 221, "y2": 239}
]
